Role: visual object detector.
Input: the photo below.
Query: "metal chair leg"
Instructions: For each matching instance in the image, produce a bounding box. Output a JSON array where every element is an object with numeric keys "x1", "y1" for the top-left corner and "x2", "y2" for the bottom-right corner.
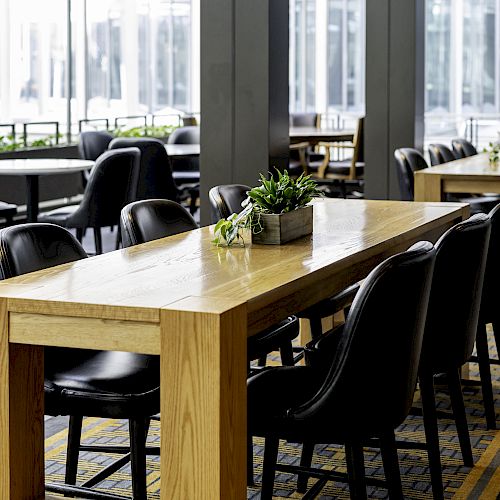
[
  {"x1": 476, "y1": 324, "x2": 497, "y2": 429},
  {"x1": 297, "y1": 442, "x2": 315, "y2": 493},
  {"x1": 345, "y1": 439, "x2": 367, "y2": 500},
  {"x1": 93, "y1": 227, "x2": 103, "y2": 255},
  {"x1": 65, "y1": 415, "x2": 83, "y2": 492},
  {"x1": 279, "y1": 341, "x2": 295, "y2": 366},
  {"x1": 379, "y1": 430, "x2": 403, "y2": 500},
  {"x1": 448, "y1": 368, "x2": 474, "y2": 467},
  {"x1": 129, "y1": 418, "x2": 148, "y2": 500},
  {"x1": 261, "y1": 437, "x2": 279, "y2": 500},
  {"x1": 419, "y1": 371, "x2": 444, "y2": 499}
]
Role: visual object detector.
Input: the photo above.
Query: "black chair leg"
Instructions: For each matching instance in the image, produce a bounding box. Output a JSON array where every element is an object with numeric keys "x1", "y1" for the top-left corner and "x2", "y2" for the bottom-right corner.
[
  {"x1": 93, "y1": 227, "x2": 103, "y2": 255},
  {"x1": 309, "y1": 317, "x2": 323, "y2": 340},
  {"x1": 115, "y1": 225, "x2": 122, "y2": 250},
  {"x1": 261, "y1": 436, "x2": 279, "y2": 500},
  {"x1": 64, "y1": 415, "x2": 83, "y2": 492},
  {"x1": 419, "y1": 371, "x2": 444, "y2": 500},
  {"x1": 476, "y1": 324, "x2": 496, "y2": 429},
  {"x1": 279, "y1": 341, "x2": 295, "y2": 366},
  {"x1": 345, "y1": 439, "x2": 367, "y2": 500},
  {"x1": 75, "y1": 228, "x2": 83, "y2": 243},
  {"x1": 379, "y1": 430, "x2": 403, "y2": 500},
  {"x1": 129, "y1": 418, "x2": 148, "y2": 500},
  {"x1": 297, "y1": 442, "x2": 315, "y2": 493},
  {"x1": 257, "y1": 355, "x2": 267, "y2": 367},
  {"x1": 448, "y1": 368, "x2": 474, "y2": 467},
  {"x1": 247, "y1": 435, "x2": 255, "y2": 486}
]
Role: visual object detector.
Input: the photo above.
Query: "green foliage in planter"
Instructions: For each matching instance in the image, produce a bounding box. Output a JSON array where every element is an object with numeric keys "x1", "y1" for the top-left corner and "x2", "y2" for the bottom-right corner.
[
  {"x1": 0, "y1": 133, "x2": 63, "y2": 153},
  {"x1": 247, "y1": 170, "x2": 319, "y2": 214},
  {"x1": 213, "y1": 169, "x2": 320, "y2": 247},
  {"x1": 113, "y1": 124, "x2": 178, "y2": 138}
]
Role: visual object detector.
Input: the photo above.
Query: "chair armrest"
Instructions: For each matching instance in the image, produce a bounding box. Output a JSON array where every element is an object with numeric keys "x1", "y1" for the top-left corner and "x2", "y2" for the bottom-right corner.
[
  {"x1": 304, "y1": 324, "x2": 344, "y2": 375},
  {"x1": 290, "y1": 141, "x2": 310, "y2": 150}
]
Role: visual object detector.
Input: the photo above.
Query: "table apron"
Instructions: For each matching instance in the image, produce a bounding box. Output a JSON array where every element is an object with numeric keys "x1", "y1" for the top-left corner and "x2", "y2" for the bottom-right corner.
[
  {"x1": 443, "y1": 178, "x2": 500, "y2": 194},
  {"x1": 9, "y1": 313, "x2": 160, "y2": 355}
]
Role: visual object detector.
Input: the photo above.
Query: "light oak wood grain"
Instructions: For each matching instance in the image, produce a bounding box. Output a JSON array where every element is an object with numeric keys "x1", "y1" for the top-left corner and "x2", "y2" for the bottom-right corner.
[
  {"x1": 414, "y1": 153, "x2": 500, "y2": 201},
  {"x1": 0, "y1": 299, "x2": 45, "y2": 499},
  {"x1": 10, "y1": 313, "x2": 160, "y2": 354},
  {"x1": 160, "y1": 300, "x2": 247, "y2": 499}
]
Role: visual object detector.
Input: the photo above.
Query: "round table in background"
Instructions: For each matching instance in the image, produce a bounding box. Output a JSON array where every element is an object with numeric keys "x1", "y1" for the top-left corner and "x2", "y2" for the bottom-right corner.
[{"x1": 0, "y1": 159, "x2": 95, "y2": 222}]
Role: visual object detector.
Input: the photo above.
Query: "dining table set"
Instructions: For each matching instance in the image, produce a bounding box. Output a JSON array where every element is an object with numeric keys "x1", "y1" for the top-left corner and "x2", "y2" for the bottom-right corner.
[{"x1": 1, "y1": 128, "x2": 500, "y2": 500}]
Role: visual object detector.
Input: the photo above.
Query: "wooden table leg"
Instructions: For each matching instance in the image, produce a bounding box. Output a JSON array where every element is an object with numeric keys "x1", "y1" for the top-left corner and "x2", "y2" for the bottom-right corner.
[
  {"x1": 0, "y1": 299, "x2": 45, "y2": 499},
  {"x1": 160, "y1": 299, "x2": 247, "y2": 499},
  {"x1": 414, "y1": 172, "x2": 443, "y2": 202}
]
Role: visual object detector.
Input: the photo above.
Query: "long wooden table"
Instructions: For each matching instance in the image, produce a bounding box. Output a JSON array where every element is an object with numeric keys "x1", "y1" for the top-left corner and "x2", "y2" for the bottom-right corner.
[
  {"x1": 0, "y1": 198, "x2": 468, "y2": 499},
  {"x1": 414, "y1": 153, "x2": 500, "y2": 201}
]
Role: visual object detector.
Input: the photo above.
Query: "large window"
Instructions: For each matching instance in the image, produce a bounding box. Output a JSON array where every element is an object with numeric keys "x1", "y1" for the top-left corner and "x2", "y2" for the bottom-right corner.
[{"x1": 0, "y1": 0, "x2": 197, "y2": 139}]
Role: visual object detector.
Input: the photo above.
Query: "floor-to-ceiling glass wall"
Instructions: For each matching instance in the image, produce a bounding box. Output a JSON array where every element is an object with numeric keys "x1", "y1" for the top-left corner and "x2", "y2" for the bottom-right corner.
[{"x1": 0, "y1": 0, "x2": 198, "y2": 144}]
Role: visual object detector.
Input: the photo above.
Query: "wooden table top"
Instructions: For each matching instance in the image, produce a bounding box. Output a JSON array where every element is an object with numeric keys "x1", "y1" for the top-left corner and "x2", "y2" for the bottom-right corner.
[
  {"x1": 0, "y1": 158, "x2": 94, "y2": 175},
  {"x1": 289, "y1": 127, "x2": 355, "y2": 143},
  {"x1": 0, "y1": 199, "x2": 467, "y2": 332},
  {"x1": 416, "y1": 153, "x2": 500, "y2": 177}
]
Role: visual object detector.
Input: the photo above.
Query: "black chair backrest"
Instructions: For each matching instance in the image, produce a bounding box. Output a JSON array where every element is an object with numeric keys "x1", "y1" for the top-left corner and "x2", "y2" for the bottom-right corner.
[
  {"x1": 290, "y1": 113, "x2": 320, "y2": 128},
  {"x1": 394, "y1": 148, "x2": 428, "y2": 201},
  {"x1": 479, "y1": 204, "x2": 500, "y2": 323},
  {"x1": 422, "y1": 214, "x2": 491, "y2": 372},
  {"x1": 0, "y1": 223, "x2": 87, "y2": 280},
  {"x1": 208, "y1": 184, "x2": 250, "y2": 223},
  {"x1": 428, "y1": 143, "x2": 456, "y2": 166},
  {"x1": 67, "y1": 148, "x2": 140, "y2": 228},
  {"x1": 109, "y1": 138, "x2": 179, "y2": 201},
  {"x1": 167, "y1": 126, "x2": 200, "y2": 145},
  {"x1": 292, "y1": 241, "x2": 436, "y2": 430},
  {"x1": 120, "y1": 199, "x2": 197, "y2": 247},
  {"x1": 78, "y1": 131, "x2": 114, "y2": 161},
  {"x1": 452, "y1": 138, "x2": 478, "y2": 159}
]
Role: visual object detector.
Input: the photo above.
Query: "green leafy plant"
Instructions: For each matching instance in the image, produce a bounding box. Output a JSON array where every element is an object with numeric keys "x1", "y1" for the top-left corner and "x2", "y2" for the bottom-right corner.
[
  {"x1": 485, "y1": 142, "x2": 500, "y2": 165},
  {"x1": 212, "y1": 170, "x2": 320, "y2": 247},
  {"x1": 113, "y1": 124, "x2": 178, "y2": 138}
]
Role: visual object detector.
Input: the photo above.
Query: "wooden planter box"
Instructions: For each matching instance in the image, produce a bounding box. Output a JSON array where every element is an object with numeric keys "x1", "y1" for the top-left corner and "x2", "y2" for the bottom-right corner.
[{"x1": 252, "y1": 205, "x2": 313, "y2": 245}]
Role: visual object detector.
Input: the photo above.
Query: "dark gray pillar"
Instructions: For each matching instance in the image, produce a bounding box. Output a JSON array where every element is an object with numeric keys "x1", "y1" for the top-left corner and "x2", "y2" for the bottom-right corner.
[
  {"x1": 364, "y1": 0, "x2": 425, "y2": 200},
  {"x1": 200, "y1": 0, "x2": 289, "y2": 225}
]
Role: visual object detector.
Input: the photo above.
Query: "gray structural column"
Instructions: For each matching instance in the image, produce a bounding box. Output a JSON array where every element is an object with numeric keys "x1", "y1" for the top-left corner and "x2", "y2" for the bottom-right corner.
[
  {"x1": 200, "y1": 0, "x2": 289, "y2": 225},
  {"x1": 364, "y1": 0, "x2": 425, "y2": 200}
]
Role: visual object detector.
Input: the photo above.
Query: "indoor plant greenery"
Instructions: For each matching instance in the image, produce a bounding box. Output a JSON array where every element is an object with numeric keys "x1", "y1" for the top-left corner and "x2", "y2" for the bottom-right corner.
[
  {"x1": 213, "y1": 169, "x2": 320, "y2": 246},
  {"x1": 485, "y1": 141, "x2": 500, "y2": 167}
]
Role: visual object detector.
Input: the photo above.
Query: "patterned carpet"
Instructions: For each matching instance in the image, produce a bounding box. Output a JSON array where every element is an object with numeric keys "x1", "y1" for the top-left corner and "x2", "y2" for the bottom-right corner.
[{"x1": 45, "y1": 331, "x2": 500, "y2": 499}]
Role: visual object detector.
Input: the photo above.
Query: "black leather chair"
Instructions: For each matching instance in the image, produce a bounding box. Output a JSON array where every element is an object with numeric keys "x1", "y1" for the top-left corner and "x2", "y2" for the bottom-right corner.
[
  {"x1": 452, "y1": 138, "x2": 478, "y2": 159},
  {"x1": 39, "y1": 148, "x2": 141, "y2": 254},
  {"x1": 0, "y1": 223, "x2": 158, "y2": 500},
  {"x1": 108, "y1": 137, "x2": 180, "y2": 202},
  {"x1": 120, "y1": 199, "x2": 198, "y2": 247},
  {"x1": 289, "y1": 113, "x2": 324, "y2": 177},
  {"x1": 167, "y1": 126, "x2": 200, "y2": 214},
  {"x1": 208, "y1": 184, "x2": 250, "y2": 222},
  {"x1": 78, "y1": 131, "x2": 114, "y2": 161},
  {"x1": 470, "y1": 203, "x2": 500, "y2": 429},
  {"x1": 418, "y1": 214, "x2": 491, "y2": 478},
  {"x1": 290, "y1": 112, "x2": 321, "y2": 127},
  {"x1": 428, "y1": 143, "x2": 456, "y2": 166},
  {"x1": 248, "y1": 241, "x2": 436, "y2": 499},
  {"x1": 394, "y1": 148, "x2": 499, "y2": 213}
]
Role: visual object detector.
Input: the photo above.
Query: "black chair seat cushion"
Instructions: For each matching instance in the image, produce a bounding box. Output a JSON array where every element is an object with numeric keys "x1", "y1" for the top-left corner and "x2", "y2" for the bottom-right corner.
[
  {"x1": 325, "y1": 161, "x2": 364, "y2": 177},
  {"x1": 247, "y1": 316, "x2": 299, "y2": 361},
  {"x1": 38, "y1": 205, "x2": 79, "y2": 227},
  {"x1": 46, "y1": 351, "x2": 159, "y2": 419}
]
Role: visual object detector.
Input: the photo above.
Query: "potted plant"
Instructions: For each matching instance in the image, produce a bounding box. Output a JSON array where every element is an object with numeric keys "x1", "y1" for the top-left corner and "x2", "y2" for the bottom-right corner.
[{"x1": 213, "y1": 170, "x2": 320, "y2": 246}]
